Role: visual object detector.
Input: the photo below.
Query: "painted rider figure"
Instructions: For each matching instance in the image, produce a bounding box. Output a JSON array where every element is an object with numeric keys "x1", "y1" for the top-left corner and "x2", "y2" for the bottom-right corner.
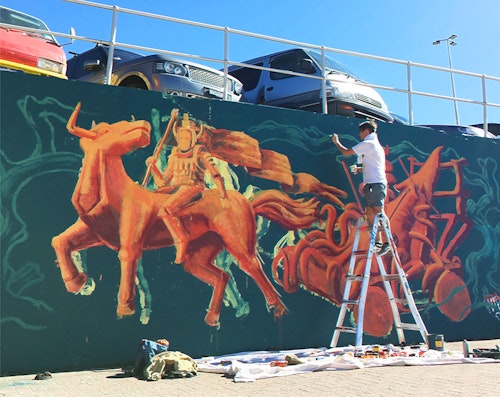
[{"x1": 146, "y1": 113, "x2": 228, "y2": 264}]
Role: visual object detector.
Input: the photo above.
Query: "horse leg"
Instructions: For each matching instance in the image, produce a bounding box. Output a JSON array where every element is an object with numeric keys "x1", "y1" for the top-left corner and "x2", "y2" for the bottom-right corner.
[
  {"x1": 230, "y1": 251, "x2": 287, "y2": 318},
  {"x1": 116, "y1": 243, "x2": 141, "y2": 318},
  {"x1": 183, "y1": 244, "x2": 229, "y2": 327},
  {"x1": 214, "y1": 201, "x2": 287, "y2": 318},
  {"x1": 52, "y1": 219, "x2": 101, "y2": 293},
  {"x1": 116, "y1": 209, "x2": 149, "y2": 318},
  {"x1": 214, "y1": 252, "x2": 250, "y2": 318}
]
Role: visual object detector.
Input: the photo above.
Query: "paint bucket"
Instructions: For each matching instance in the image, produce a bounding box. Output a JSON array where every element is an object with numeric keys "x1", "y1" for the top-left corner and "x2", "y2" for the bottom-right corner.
[{"x1": 427, "y1": 334, "x2": 444, "y2": 351}]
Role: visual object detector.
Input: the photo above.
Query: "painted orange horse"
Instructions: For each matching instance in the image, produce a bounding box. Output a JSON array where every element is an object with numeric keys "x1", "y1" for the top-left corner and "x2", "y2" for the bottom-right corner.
[{"x1": 52, "y1": 103, "x2": 321, "y2": 327}]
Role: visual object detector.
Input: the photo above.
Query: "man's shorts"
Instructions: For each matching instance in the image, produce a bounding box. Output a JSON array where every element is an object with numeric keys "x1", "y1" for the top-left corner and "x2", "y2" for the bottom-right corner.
[{"x1": 362, "y1": 183, "x2": 387, "y2": 208}]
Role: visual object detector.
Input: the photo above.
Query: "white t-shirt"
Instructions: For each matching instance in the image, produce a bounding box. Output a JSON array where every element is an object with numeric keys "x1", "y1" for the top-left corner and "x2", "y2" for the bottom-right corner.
[{"x1": 352, "y1": 133, "x2": 387, "y2": 184}]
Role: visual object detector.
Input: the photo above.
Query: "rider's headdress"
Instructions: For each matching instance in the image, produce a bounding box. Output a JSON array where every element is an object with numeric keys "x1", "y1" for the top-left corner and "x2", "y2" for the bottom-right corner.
[{"x1": 173, "y1": 113, "x2": 201, "y2": 147}]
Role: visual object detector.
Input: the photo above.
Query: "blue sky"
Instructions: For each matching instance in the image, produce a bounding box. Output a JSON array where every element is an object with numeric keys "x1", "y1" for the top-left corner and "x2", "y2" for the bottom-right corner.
[{"x1": 3, "y1": 0, "x2": 500, "y2": 126}]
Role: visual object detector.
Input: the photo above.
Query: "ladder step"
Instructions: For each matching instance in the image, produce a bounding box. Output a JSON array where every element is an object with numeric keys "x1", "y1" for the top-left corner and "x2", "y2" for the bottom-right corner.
[
  {"x1": 398, "y1": 323, "x2": 422, "y2": 331},
  {"x1": 353, "y1": 250, "x2": 368, "y2": 255},
  {"x1": 346, "y1": 274, "x2": 364, "y2": 282},
  {"x1": 382, "y1": 274, "x2": 401, "y2": 282},
  {"x1": 342, "y1": 299, "x2": 360, "y2": 305},
  {"x1": 393, "y1": 298, "x2": 408, "y2": 305},
  {"x1": 336, "y1": 326, "x2": 357, "y2": 333}
]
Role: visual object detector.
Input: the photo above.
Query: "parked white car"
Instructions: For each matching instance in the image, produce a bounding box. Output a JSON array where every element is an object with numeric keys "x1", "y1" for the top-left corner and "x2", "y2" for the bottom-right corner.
[{"x1": 228, "y1": 48, "x2": 392, "y2": 122}]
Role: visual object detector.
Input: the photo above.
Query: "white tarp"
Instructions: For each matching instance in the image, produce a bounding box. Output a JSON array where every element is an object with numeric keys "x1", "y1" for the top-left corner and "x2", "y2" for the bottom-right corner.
[{"x1": 195, "y1": 345, "x2": 498, "y2": 382}]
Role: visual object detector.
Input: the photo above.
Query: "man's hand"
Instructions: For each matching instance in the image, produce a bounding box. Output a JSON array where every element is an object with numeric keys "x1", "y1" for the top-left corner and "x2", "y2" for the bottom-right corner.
[
  {"x1": 145, "y1": 156, "x2": 155, "y2": 166},
  {"x1": 358, "y1": 182, "x2": 365, "y2": 196},
  {"x1": 350, "y1": 164, "x2": 362, "y2": 175},
  {"x1": 331, "y1": 133, "x2": 355, "y2": 156}
]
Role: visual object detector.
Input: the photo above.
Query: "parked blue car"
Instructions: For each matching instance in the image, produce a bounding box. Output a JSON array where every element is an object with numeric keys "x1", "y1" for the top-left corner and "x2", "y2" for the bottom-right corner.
[{"x1": 67, "y1": 45, "x2": 243, "y2": 102}]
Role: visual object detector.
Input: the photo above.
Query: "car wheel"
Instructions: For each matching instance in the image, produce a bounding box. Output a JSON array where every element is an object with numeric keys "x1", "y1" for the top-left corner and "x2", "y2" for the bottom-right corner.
[{"x1": 119, "y1": 76, "x2": 148, "y2": 90}]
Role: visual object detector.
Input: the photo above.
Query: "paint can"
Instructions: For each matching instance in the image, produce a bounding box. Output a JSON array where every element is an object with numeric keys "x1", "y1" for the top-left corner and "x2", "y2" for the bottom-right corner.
[
  {"x1": 427, "y1": 334, "x2": 445, "y2": 351},
  {"x1": 462, "y1": 340, "x2": 470, "y2": 358}
]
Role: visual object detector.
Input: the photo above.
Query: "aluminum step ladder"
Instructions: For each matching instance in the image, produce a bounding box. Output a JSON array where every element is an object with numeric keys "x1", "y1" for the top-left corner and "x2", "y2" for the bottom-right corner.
[{"x1": 330, "y1": 212, "x2": 428, "y2": 347}]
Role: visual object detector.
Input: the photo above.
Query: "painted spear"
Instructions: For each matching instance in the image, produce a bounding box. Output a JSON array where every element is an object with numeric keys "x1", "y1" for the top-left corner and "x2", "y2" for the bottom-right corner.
[{"x1": 141, "y1": 108, "x2": 179, "y2": 186}]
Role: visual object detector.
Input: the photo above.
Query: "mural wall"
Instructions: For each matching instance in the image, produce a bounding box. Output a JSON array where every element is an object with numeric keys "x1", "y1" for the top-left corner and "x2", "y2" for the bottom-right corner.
[{"x1": 1, "y1": 71, "x2": 499, "y2": 375}]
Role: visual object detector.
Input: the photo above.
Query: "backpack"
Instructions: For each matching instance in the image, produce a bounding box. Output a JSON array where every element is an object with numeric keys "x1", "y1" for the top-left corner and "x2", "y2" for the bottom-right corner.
[{"x1": 143, "y1": 351, "x2": 198, "y2": 381}]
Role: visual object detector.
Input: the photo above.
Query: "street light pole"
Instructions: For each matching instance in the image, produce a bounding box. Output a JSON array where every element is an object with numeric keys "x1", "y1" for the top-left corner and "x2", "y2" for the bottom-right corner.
[{"x1": 433, "y1": 34, "x2": 460, "y2": 125}]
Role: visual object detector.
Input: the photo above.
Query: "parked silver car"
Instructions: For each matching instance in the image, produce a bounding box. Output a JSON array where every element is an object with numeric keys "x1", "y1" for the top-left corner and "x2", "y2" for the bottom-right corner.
[{"x1": 228, "y1": 48, "x2": 392, "y2": 122}]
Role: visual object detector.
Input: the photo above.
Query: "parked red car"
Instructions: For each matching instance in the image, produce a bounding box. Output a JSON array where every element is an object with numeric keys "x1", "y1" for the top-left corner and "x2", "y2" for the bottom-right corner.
[{"x1": 0, "y1": 6, "x2": 67, "y2": 79}]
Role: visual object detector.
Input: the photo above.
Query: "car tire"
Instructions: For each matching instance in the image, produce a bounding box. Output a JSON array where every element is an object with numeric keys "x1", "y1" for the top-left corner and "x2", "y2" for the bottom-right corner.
[{"x1": 119, "y1": 76, "x2": 148, "y2": 90}]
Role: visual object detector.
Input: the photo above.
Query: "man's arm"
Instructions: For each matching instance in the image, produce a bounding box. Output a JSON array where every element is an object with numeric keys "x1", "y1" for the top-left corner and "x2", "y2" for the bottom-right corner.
[
  {"x1": 331, "y1": 133, "x2": 355, "y2": 156},
  {"x1": 145, "y1": 156, "x2": 167, "y2": 188}
]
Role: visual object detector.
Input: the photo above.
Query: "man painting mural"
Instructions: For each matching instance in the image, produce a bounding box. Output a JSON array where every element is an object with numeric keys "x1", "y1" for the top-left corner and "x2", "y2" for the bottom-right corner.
[
  {"x1": 331, "y1": 120, "x2": 390, "y2": 256},
  {"x1": 146, "y1": 113, "x2": 228, "y2": 264}
]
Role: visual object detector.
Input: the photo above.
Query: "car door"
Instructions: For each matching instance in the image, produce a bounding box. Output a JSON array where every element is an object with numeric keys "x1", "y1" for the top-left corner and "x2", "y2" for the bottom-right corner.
[
  {"x1": 67, "y1": 47, "x2": 107, "y2": 83},
  {"x1": 263, "y1": 50, "x2": 320, "y2": 107}
]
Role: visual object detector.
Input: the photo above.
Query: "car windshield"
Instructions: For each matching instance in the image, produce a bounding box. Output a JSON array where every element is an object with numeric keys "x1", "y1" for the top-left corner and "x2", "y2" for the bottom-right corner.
[
  {"x1": 307, "y1": 50, "x2": 357, "y2": 79},
  {"x1": 0, "y1": 7, "x2": 57, "y2": 44}
]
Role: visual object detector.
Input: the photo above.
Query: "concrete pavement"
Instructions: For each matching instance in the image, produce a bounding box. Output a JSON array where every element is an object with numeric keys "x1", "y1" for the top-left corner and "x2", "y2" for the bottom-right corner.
[{"x1": 1, "y1": 339, "x2": 499, "y2": 397}]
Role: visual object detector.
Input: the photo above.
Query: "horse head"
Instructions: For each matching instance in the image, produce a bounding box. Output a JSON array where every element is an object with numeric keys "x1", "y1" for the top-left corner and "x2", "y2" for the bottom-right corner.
[
  {"x1": 67, "y1": 102, "x2": 152, "y2": 216},
  {"x1": 67, "y1": 102, "x2": 151, "y2": 156}
]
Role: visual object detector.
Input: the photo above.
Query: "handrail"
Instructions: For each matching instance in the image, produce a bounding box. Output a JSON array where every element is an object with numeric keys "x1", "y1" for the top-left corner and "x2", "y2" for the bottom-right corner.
[{"x1": 5, "y1": 0, "x2": 498, "y2": 136}]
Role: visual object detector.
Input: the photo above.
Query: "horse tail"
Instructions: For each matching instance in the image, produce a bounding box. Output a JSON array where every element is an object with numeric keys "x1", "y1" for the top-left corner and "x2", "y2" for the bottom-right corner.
[{"x1": 250, "y1": 189, "x2": 320, "y2": 230}]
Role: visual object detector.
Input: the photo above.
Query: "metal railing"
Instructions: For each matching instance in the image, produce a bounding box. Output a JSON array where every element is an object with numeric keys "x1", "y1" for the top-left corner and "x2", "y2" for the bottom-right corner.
[{"x1": 3, "y1": 0, "x2": 499, "y2": 136}]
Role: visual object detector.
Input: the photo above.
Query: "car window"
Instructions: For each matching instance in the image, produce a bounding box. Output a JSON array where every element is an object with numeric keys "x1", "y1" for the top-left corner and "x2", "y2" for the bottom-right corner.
[
  {"x1": 67, "y1": 47, "x2": 143, "y2": 79},
  {"x1": 101, "y1": 47, "x2": 143, "y2": 65},
  {"x1": 307, "y1": 50, "x2": 357, "y2": 78},
  {"x1": 0, "y1": 7, "x2": 56, "y2": 44},
  {"x1": 229, "y1": 63, "x2": 263, "y2": 91},
  {"x1": 270, "y1": 52, "x2": 306, "y2": 80}
]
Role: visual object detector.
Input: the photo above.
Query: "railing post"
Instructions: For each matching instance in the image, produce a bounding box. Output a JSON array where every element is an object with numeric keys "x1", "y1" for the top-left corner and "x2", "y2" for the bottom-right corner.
[
  {"x1": 407, "y1": 61, "x2": 414, "y2": 126},
  {"x1": 321, "y1": 46, "x2": 327, "y2": 114},
  {"x1": 105, "y1": 5, "x2": 119, "y2": 85},
  {"x1": 481, "y1": 75, "x2": 488, "y2": 138},
  {"x1": 223, "y1": 27, "x2": 229, "y2": 100}
]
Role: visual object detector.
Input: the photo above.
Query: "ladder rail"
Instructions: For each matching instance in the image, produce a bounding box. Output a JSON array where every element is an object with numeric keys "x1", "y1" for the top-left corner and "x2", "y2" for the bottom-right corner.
[
  {"x1": 355, "y1": 216, "x2": 380, "y2": 346},
  {"x1": 330, "y1": 217, "x2": 364, "y2": 347},
  {"x1": 379, "y1": 215, "x2": 429, "y2": 342},
  {"x1": 376, "y1": 255, "x2": 406, "y2": 344}
]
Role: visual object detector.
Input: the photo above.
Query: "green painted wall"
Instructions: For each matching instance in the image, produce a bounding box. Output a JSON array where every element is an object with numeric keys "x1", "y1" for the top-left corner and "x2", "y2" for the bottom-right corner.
[{"x1": 1, "y1": 71, "x2": 499, "y2": 375}]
